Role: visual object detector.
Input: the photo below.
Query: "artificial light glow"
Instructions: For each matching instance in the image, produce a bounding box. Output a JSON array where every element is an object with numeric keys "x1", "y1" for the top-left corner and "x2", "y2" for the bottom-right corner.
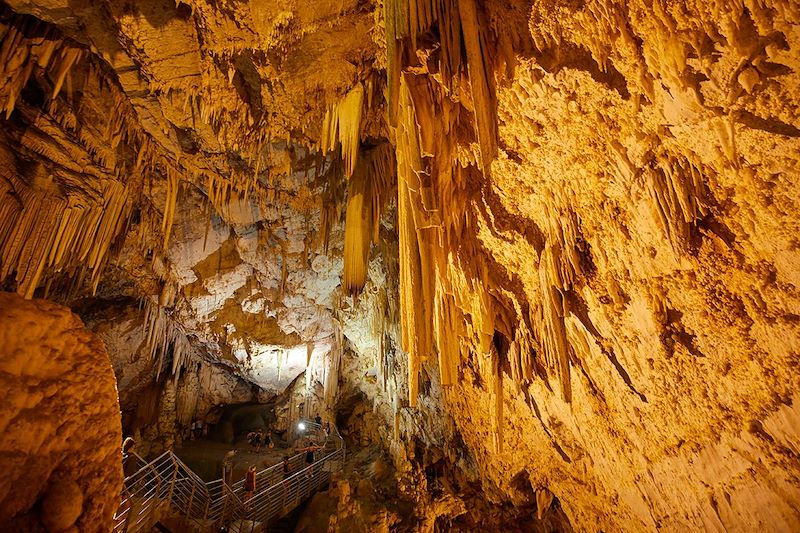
[{"x1": 298, "y1": 422, "x2": 306, "y2": 431}]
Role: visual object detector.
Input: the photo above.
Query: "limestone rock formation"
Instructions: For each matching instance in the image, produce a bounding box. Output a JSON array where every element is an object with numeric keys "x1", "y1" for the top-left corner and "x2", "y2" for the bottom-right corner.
[
  {"x1": 0, "y1": 292, "x2": 122, "y2": 531},
  {"x1": 0, "y1": 0, "x2": 799, "y2": 531}
]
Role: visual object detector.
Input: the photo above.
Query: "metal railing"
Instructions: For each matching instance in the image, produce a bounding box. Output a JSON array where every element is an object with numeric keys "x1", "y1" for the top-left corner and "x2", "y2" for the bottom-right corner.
[{"x1": 112, "y1": 419, "x2": 344, "y2": 533}]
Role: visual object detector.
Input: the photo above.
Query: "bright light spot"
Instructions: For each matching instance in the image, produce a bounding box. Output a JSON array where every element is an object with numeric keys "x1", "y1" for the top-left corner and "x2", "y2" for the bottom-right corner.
[{"x1": 298, "y1": 422, "x2": 306, "y2": 431}]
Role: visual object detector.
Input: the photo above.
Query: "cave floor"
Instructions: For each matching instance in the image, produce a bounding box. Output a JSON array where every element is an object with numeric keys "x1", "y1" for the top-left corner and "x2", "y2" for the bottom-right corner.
[{"x1": 175, "y1": 438, "x2": 294, "y2": 482}]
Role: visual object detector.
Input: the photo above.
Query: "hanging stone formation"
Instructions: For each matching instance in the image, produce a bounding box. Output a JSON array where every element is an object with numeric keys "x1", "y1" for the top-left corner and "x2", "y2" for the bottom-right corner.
[{"x1": 0, "y1": 1, "x2": 798, "y2": 532}]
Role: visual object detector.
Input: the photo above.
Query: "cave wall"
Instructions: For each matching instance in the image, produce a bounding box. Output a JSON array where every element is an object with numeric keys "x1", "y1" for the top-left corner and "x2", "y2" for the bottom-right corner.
[
  {"x1": 0, "y1": 292, "x2": 122, "y2": 531},
  {"x1": 0, "y1": 0, "x2": 798, "y2": 531},
  {"x1": 378, "y1": 2, "x2": 800, "y2": 532},
  {"x1": 343, "y1": 2, "x2": 800, "y2": 531}
]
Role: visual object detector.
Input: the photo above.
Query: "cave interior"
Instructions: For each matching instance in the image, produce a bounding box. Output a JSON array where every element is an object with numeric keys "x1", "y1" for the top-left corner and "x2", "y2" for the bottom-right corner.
[{"x1": 0, "y1": 0, "x2": 799, "y2": 532}]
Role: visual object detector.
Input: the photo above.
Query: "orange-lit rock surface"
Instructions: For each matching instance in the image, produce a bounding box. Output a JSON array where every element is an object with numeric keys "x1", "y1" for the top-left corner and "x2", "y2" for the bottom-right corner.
[
  {"x1": 0, "y1": 292, "x2": 122, "y2": 531},
  {"x1": 0, "y1": 0, "x2": 798, "y2": 531}
]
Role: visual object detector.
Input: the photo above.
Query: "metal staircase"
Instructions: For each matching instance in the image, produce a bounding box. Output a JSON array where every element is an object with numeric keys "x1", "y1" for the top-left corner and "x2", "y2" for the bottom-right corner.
[{"x1": 112, "y1": 419, "x2": 345, "y2": 533}]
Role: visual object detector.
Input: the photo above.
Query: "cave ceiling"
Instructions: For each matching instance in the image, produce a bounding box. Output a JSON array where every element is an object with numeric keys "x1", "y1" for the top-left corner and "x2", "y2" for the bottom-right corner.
[{"x1": 0, "y1": 0, "x2": 384, "y2": 390}]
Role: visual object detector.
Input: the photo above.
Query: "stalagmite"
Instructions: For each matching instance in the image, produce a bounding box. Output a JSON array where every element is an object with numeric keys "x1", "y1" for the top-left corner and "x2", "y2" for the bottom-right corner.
[{"x1": 175, "y1": 362, "x2": 201, "y2": 427}]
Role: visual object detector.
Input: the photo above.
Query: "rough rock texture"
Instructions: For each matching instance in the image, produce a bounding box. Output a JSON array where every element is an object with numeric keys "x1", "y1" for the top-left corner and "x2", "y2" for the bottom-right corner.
[
  {"x1": 0, "y1": 0, "x2": 799, "y2": 532},
  {"x1": 342, "y1": 2, "x2": 800, "y2": 530},
  {"x1": 297, "y1": 460, "x2": 403, "y2": 533},
  {"x1": 0, "y1": 0, "x2": 361, "y2": 407},
  {"x1": 333, "y1": 261, "x2": 574, "y2": 531},
  {"x1": 0, "y1": 292, "x2": 122, "y2": 531},
  {"x1": 445, "y1": 4, "x2": 800, "y2": 531},
  {"x1": 82, "y1": 300, "x2": 270, "y2": 453}
]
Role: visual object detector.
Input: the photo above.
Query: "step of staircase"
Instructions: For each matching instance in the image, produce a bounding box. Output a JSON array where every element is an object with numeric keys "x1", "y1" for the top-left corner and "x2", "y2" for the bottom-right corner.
[{"x1": 113, "y1": 419, "x2": 345, "y2": 533}]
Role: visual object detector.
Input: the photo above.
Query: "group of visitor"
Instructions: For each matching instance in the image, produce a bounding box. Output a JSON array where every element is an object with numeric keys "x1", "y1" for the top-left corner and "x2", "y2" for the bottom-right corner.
[
  {"x1": 183, "y1": 418, "x2": 208, "y2": 441},
  {"x1": 312, "y1": 413, "x2": 332, "y2": 440},
  {"x1": 246, "y1": 428, "x2": 272, "y2": 452}
]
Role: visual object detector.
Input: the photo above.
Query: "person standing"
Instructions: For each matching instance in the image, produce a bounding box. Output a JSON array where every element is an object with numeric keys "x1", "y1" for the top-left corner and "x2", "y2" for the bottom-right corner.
[
  {"x1": 300, "y1": 441, "x2": 322, "y2": 478},
  {"x1": 222, "y1": 449, "x2": 236, "y2": 486},
  {"x1": 122, "y1": 437, "x2": 137, "y2": 477},
  {"x1": 280, "y1": 456, "x2": 292, "y2": 510},
  {"x1": 304, "y1": 441, "x2": 316, "y2": 466},
  {"x1": 282, "y1": 456, "x2": 291, "y2": 481},
  {"x1": 244, "y1": 465, "x2": 257, "y2": 510},
  {"x1": 247, "y1": 430, "x2": 261, "y2": 452}
]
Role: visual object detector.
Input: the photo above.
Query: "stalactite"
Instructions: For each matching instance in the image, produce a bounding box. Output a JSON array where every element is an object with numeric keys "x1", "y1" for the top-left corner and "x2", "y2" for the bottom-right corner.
[
  {"x1": 0, "y1": 14, "x2": 83, "y2": 120},
  {"x1": 536, "y1": 245, "x2": 572, "y2": 402},
  {"x1": 0, "y1": 174, "x2": 132, "y2": 298},
  {"x1": 395, "y1": 75, "x2": 435, "y2": 407},
  {"x1": 161, "y1": 163, "x2": 181, "y2": 250},
  {"x1": 277, "y1": 348, "x2": 286, "y2": 383},
  {"x1": 0, "y1": 12, "x2": 218, "y2": 298},
  {"x1": 382, "y1": 0, "x2": 404, "y2": 126},
  {"x1": 374, "y1": 287, "x2": 389, "y2": 391},
  {"x1": 383, "y1": 0, "x2": 464, "y2": 120},
  {"x1": 382, "y1": 0, "x2": 497, "y2": 172},
  {"x1": 392, "y1": 69, "x2": 553, "y2": 412},
  {"x1": 206, "y1": 172, "x2": 234, "y2": 218},
  {"x1": 433, "y1": 287, "x2": 461, "y2": 387},
  {"x1": 306, "y1": 342, "x2": 314, "y2": 366},
  {"x1": 319, "y1": 156, "x2": 346, "y2": 254},
  {"x1": 488, "y1": 343, "x2": 503, "y2": 453},
  {"x1": 645, "y1": 153, "x2": 709, "y2": 255},
  {"x1": 343, "y1": 177, "x2": 369, "y2": 294},
  {"x1": 343, "y1": 143, "x2": 396, "y2": 295},
  {"x1": 457, "y1": 0, "x2": 497, "y2": 176},
  {"x1": 321, "y1": 84, "x2": 364, "y2": 178},
  {"x1": 142, "y1": 298, "x2": 192, "y2": 380},
  {"x1": 279, "y1": 242, "x2": 288, "y2": 299},
  {"x1": 50, "y1": 47, "x2": 82, "y2": 100},
  {"x1": 510, "y1": 318, "x2": 536, "y2": 387},
  {"x1": 381, "y1": 0, "x2": 517, "y2": 414},
  {"x1": 323, "y1": 322, "x2": 343, "y2": 408}
]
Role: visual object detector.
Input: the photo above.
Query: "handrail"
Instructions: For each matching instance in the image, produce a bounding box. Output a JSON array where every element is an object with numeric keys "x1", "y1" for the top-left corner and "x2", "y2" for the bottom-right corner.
[{"x1": 113, "y1": 418, "x2": 345, "y2": 532}]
